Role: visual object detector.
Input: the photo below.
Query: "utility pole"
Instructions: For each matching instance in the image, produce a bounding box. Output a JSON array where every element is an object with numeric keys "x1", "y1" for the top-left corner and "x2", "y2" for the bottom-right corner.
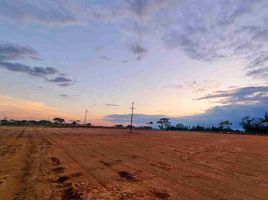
[
  {"x1": 84, "y1": 109, "x2": 88, "y2": 125},
  {"x1": 130, "y1": 102, "x2": 135, "y2": 133}
]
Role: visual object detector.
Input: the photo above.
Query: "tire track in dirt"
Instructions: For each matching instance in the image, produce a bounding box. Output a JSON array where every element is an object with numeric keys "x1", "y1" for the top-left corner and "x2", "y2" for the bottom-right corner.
[
  {"x1": 47, "y1": 156, "x2": 83, "y2": 200},
  {"x1": 44, "y1": 130, "x2": 198, "y2": 199},
  {"x1": 77, "y1": 146, "x2": 193, "y2": 199},
  {"x1": 37, "y1": 128, "x2": 268, "y2": 200},
  {"x1": 13, "y1": 131, "x2": 38, "y2": 200},
  {"x1": 54, "y1": 138, "x2": 178, "y2": 199},
  {"x1": 60, "y1": 136, "x2": 196, "y2": 194},
  {"x1": 43, "y1": 131, "x2": 162, "y2": 199},
  {"x1": 43, "y1": 132, "x2": 107, "y2": 188},
  {"x1": 56, "y1": 129, "x2": 266, "y2": 200},
  {"x1": 10, "y1": 129, "x2": 52, "y2": 200},
  {"x1": 41, "y1": 130, "x2": 116, "y2": 199},
  {"x1": 30, "y1": 129, "x2": 83, "y2": 200},
  {"x1": 0, "y1": 129, "x2": 26, "y2": 199},
  {"x1": 85, "y1": 135, "x2": 264, "y2": 200}
]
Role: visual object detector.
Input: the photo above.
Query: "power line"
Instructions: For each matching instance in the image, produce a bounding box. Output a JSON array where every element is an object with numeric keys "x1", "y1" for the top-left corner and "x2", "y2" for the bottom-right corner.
[
  {"x1": 84, "y1": 109, "x2": 88, "y2": 125},
  {"x1": 130, "y1": 102, "x2": 135, "y2": 133}
]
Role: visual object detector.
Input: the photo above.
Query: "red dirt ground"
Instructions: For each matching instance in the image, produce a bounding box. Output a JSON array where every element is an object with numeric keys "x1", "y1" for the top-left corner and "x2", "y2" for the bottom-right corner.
[{"x1": 0, "y1": 127, "x2": 267, "y2": 199}]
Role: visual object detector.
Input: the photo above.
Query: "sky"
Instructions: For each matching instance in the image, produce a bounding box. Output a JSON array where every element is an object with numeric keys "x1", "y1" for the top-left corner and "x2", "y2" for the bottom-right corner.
[{"x1": 0, "y1": 0, "x2": 268, "y2": 128}]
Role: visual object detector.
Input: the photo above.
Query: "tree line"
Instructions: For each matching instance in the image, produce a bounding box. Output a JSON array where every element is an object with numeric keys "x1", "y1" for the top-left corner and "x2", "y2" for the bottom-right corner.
[
  {"x1": 156, "y1": 112, "x2": 268, "y2": 134},
  {"x1": 0, "y1": 117, "x2": 91, "y2": 127},
  {"x1": 1, "y1": 113, "x2": 268, "y2": 134}
]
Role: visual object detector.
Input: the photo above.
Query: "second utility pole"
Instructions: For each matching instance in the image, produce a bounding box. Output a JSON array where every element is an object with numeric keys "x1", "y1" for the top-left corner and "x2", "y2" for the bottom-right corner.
[
  {"x1": 84, "y1": 109, "x2": 88, "y2": 125},
  {"x1": 130, "y1": 102, "x2": 135, "y2": 133}
]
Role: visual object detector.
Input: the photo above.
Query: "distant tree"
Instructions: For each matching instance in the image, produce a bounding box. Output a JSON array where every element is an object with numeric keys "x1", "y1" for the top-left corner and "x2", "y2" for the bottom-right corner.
[
  {"x1": 241, "y1": 115, "x2": 266, "y2": 133},
  {"x1": 167, "y1": 125, "x2": 176, "y2": 130},
  {"x1": 241, "y1": 116, "x2": 253, "y2": 132},
  {"x1": 143, "y1": 126, "x2": 153, "y2": 130},
  {"x1": 147, "y1": 121, "x2": 153, "y2": 126},
  {"x1": 157, "y1": 118, "x2": 171, "y2": 130},
  {"x1": 218, "y1": 120, "x2": 232, "y2": 131},
  {"x1": 263, "y1": 113, "x2": 268, "y2": 122},
  {"x1": 145, "y1": 121, "x2": 153, "y2": 129},
  {"x1": 38, "y1": 120, "x2": 51, "y2": 126},
  {"x1": 53, "y1": 117, "x2": 65, "y2": 125},
  {"x1": 115, "y1": 124, "x2": 124, "y2": 129},
  {"x1": 126, "y1": 125, "x2": 135, "y2": 129},
  {"x1": 191, "y1": 125, "x2": 205, "y2": 131},
  {"x1": 264, "y1": 113, "x2": 268, "y2": 134},
  {"x1": 210, "y1": 126, "x2": 220, "y2": 132},
  {"x1": 70, "y1": 120, "x2": 80, "y2": 126},
  {"x1": 0, "y1": 119, "x2": 9, "y2": 125},
  {"x1": 9, "y1": 119, "x2": 16, "y2": 124},
  {"x1": 176, "y1": 123, "x2": 185, "y2": 130},
  {"x1": 71, "y1": 121, "x2": 77, "y2": 126}
]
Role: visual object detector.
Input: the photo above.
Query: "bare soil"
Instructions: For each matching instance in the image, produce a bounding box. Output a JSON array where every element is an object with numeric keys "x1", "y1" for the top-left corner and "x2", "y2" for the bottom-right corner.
[{"x1": 0, "y1": 127, "x2": 267, "y2": 199}]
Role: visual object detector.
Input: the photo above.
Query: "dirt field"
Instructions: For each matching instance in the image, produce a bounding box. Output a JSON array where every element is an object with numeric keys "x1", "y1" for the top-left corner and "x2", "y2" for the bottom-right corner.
[{"x1": 0, "y1": 127, "x2": 267, "y2": 200}]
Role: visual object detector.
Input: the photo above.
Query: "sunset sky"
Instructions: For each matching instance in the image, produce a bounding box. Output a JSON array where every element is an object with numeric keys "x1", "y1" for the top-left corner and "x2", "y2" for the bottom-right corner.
[{"x1": 0, "y1": 0, "x2": 267, "y2": 128}]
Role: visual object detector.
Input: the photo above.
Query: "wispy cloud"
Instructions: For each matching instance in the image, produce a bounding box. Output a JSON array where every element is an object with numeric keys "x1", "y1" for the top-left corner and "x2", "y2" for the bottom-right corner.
[
  {"x1": 125, "y1": 1, "x2": 268, "y2": 72},
  {"x1": 163, "y1": 84, "x2": 183, "y2": 90},
  {"x1": 163, "y1": 80, "x2": 221, "y2": 92},
  {"x1": 246, "y1": 52, "x2": 268, "y2": 79},
  {"x1": 97, "y1": 0, "x2": 268, "y2": 68},
  {"x1": 126, "y1": 0, "x2": 167, "y2": 19},
  {"x1": 0, "y1": 61, "x2": 58, "y2": 77},
  {"x1": 0, "y1": 0, "x2": 78, "y2": 25},
  {"x1": 105, "y1": 104, "x2": 119, "y2": 107},
  {"x1": 48, "y1": 76, "x2": 74, "y2": 87},
  {"x1": 195, "y1": 86, "x2": 268, "y2": 105},
  {"x1": 128, "y1": 42, "x2": 147, "y2": 60},
  {"x1": 0, "y1": 43, "x2": 40, "y2": 61},
  {"x1": 2, "y1": 1, "x2": 267, "y2": 67},
  {"x1": 247, "y1": 67, "x2": 268, "y2": 79},
  {"x1": 160, "y1": 1, "x2": 267, "y2": 61},
  {"x1": 59, "y1": 94, "x2": 69, "y2": 98},
  {"x1": 100, "y1": 56, "x2": 111, "y2": 60},
  {"x1": 0, "y1": 42, "x2": 74, "y2": 86}
]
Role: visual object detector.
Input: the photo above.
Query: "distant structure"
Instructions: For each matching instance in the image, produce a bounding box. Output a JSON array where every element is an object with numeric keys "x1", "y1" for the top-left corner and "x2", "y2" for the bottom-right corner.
[
  {"x1": 1, "y1": 114, "x2": 7, "y2": 125},
  {"x1": 130, "y1": 102, "x2": 135, "y2": 133},
  {"x1": 2, "y1": 114, "x2": 7, "y2": 120},
  {"x1": 84, "y1": 109, "x2": 88, "y2": 125}
]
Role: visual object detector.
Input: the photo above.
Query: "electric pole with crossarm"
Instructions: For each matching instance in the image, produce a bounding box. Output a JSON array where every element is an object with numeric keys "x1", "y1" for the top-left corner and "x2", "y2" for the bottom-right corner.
[{"x1": 130, "y1": 102, "x2": 135, "y2": 133}]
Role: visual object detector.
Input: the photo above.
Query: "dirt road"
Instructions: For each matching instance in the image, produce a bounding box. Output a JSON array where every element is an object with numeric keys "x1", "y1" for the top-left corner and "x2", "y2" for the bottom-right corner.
[{"x1": 0, "y1": 127, "x2": 267, "y2": 199}]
